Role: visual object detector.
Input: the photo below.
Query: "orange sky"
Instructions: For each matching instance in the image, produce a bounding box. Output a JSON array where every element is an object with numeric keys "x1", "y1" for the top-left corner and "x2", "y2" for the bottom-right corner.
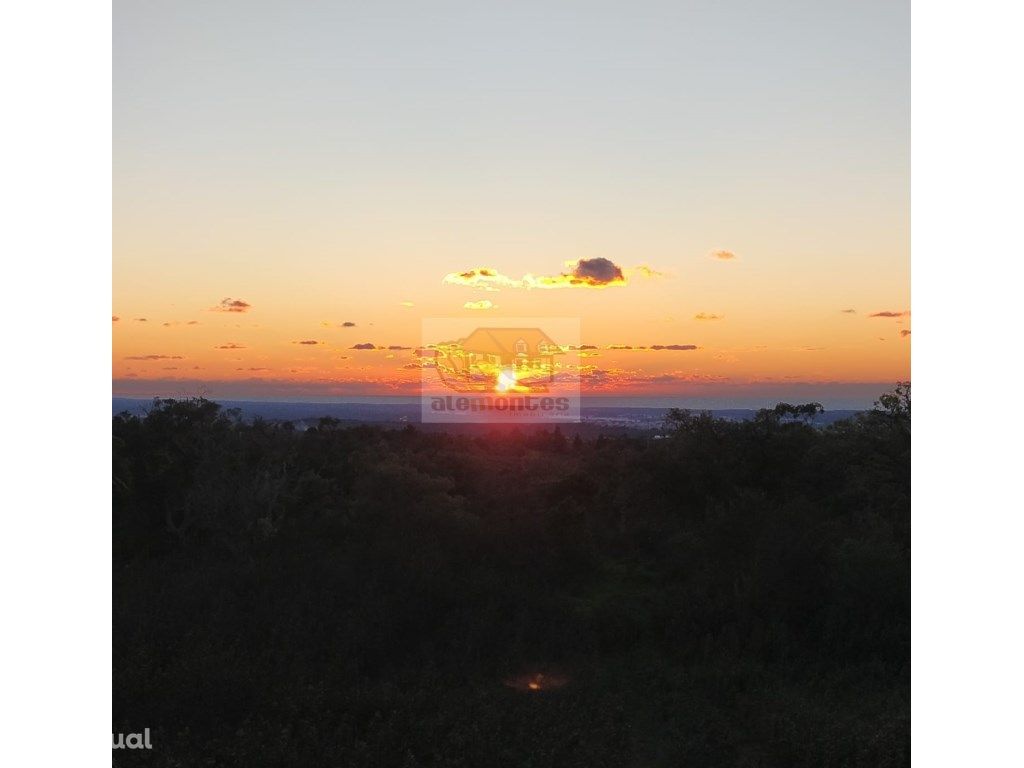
[
  {"x1": 114, "y1": 1, "x2": 908, "y2": 406},
  {"x1": 112, "y1": 251, "x2": 909, "y2": 403}
]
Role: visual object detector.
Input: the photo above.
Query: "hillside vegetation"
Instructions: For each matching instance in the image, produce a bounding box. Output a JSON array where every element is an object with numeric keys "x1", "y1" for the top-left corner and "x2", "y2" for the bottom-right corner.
[{"x1": 113, "y1": 384, "x2": 910, "y2": 767}]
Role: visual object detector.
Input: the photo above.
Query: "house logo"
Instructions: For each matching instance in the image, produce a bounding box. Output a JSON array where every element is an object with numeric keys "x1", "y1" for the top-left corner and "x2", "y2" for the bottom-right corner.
[
  {"x1": 420, "y1": 318, "x2": 581, "y2": 423},
  {"x1": 432, "y1": 327, "x2": 564, "y2": 394}
]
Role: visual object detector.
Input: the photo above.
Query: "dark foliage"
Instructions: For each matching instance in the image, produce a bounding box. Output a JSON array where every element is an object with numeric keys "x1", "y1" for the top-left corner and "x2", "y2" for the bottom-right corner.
[{"x1": 113, "y1": 385, "x2": 910, "y2": 767}]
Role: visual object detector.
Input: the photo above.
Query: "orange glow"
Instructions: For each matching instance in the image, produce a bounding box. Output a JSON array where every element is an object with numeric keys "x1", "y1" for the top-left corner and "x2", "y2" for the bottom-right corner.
[{"x1": 504, "y1": 671, "x2": 569, "y2": 692}]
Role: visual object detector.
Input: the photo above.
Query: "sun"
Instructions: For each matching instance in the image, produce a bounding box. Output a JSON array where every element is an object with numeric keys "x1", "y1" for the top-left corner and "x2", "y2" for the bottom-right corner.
[{"x1": 495, "y1": 366, "x2": 518, "y2": 392}]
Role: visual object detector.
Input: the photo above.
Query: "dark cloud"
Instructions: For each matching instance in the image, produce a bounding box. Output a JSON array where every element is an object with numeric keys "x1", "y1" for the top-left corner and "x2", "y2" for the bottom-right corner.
[
  {"x1": 342, "y1": 321, "x2": 356, "y2": 327},
  {"x1": 112, "y1": 316, "x2": 119, "y2": 322},
  {"x1": 568, "y1": 257, "x2": 624, "y2": 286},
  {"x1": 900, "y1": 329, "x2": 911, "y2": 337},
  {"x1": 387, "y1": 345, "x2": 412, "y2": 351},
  {"x1": 214, "y1": 343, "x2": 246, "y2": 349},
  {"x1": 124, "y1": 354, "x2": 184, "y2": 360},
  {"x1": 212, "y1": 298, "x2": 251, "y2": 313},
  {"x1": 133, "y1": 317, "x2": 148, "y2": 322},
  {"x1": 351, "y1": 343, "x2": 377, "y2": 350},
  {"x1": 293, "y1": 340, "x2": 321, "y2": 345},
  {"x1": 840, "y1": 309, "x2": 857, "y2": 314},
  {"x1": 869, "y1": 311, "x2": 910, "y2": 318}
]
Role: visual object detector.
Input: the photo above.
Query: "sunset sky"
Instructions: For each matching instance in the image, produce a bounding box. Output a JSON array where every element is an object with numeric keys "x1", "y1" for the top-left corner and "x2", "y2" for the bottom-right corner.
[{"x1": 114, "y1": 0, "x2": 908, "y2": 407}]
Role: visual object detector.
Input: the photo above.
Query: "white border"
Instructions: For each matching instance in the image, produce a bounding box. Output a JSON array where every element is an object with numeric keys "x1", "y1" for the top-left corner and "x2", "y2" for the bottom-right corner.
[
  {"x1": 0, "y1": 2, "x2": 111, "y2": 766},
  {"x1": 913, "y1": 1, "x2": 1024, "y2": 764},
  {"x1": 4, "y1": 1, "x2": 1024, "y2": 765}
]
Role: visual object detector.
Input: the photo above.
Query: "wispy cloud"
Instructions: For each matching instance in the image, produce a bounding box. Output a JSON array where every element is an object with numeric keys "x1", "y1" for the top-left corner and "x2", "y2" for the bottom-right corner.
[
  {"x1": 214, "y1": 343, "x2": 246, "y2": 349},
  {"x1": 840, "y1": 309, "x2": 857, "y2": 314},
  {"x1": 694, "y1": 312, "x2": 723, "y2": 321},
  {"x1": 124, "y1": 354, "x2": 184, "y2": 360},
  {"x1": 293, "y1": 339, "x2": 321, "y2": 345},
  {"x1": 709, "y1": 250, "x2": 737, "y2": 261},
  {"x1": 630, "y1": 265, "x2": 667, "y2": 279},
  {"x1": 211, "y1": 297, "x2": 251, "y2": 313},
  {"x1": 606, "y1": 344, "x2": 699, "y2": 351},
  {"x1": 463, "y1": 299, "x2": 496, "y2": 310},
  {"x1": 869, "y1": 310, "x2": 910, "y2": 318}
]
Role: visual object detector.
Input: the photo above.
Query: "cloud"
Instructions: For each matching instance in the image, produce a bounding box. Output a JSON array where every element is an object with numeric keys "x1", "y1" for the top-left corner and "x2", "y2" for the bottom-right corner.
[
  {"x1": 293, "y1": 340, "x2": 321, "y2": 345},
  {"x1": 112, "y1": 316, "x2": 119, "y2": 322},
  {"x1": 443, "y1": 257, "x2": 629, "y2": 291},
  {"x1": 900, "y1": 329, "x2": 911, "y2": 337},
  {"x1": 348, "y1": 342, "x2": 412, "y2": 350},
  {"x1": 342, "y1": 321, "x2": 356, "y2": 327},
  {"x1": 694, "y1": 313, "x2": 723, "y2": 321},
  {"x1": 214, "y1": 343, "x2": 246, "y2": 349},
  {"x1": 564, "y1": 257, "x2": 624, "y2": 286},
  {"x1": 869, "y1": 311, "x2": 910, "y2": 318},
  {"x1": 709, "y1": 250, "x2": 737, "y2": 260},
  {"x1": 463, "y1": 300, "x2": 496, "y2": 310},
  {"x1": 400, "y1": 301, "x2": 415, "y2": 307},
  {"x1": 606, "y1": 344, "x2": 697, "y2": 351},
  {"x1": 443, "y1": 268, "x2": 519, "y2": 291},
  {"x1": 211, "y1": 298, "x2": 251, "y2": 313},
  {"x1": 133, "y1": 317, "x2": 148, "y2": 322},
  {"x1": 840, "y1": 309, "x2": 857, "y2": 314},
  {"x1": 124, "y1": 354, "x2": 184, "y2": 360},
  {"x1": 631, "y1": 265, "x2": 666, "y2": 279}
]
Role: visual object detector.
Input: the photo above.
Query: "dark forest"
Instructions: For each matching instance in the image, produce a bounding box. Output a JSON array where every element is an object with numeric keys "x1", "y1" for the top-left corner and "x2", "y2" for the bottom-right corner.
[{"x1": 113, "y1": 385, "x2": 909, "y2": 767}]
